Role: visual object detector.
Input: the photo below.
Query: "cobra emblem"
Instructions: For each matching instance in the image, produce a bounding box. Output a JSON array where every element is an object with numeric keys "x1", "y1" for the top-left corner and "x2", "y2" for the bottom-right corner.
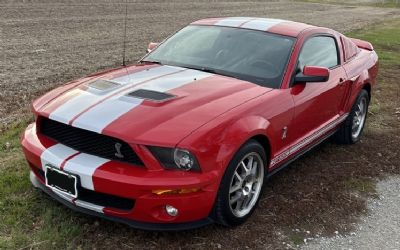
[{"x1": 114, "y1": 143, "x2": 124, "y2": 159}]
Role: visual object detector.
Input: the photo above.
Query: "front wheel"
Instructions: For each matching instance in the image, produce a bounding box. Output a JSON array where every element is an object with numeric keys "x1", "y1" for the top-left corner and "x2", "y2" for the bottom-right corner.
[
  {"x1": 212, "y1": 140, "x2": 267, "y2": 226},
  {"x1": 334, "y1": 89, "x2": 369, "y2": 144}
]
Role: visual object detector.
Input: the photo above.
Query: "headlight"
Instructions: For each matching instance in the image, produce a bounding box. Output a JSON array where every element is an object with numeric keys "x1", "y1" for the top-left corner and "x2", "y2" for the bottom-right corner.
[
  {"x1": 174, "y1": 149, "x2": 195, "y2": 170},
  {"x1": 148, "y1": 146, "x2": 200, "y2": 171}
]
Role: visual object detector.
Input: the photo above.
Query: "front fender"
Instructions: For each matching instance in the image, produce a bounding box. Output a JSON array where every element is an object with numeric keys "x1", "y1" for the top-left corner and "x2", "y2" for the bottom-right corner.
[{"x1": 178, "y1": 115, "x2": 272, "y2": 174}]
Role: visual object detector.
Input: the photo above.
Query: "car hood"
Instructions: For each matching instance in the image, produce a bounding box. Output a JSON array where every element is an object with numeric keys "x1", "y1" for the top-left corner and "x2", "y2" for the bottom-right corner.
[{"x1": 34, "y1": 64, "x2": 271, "y2": 146}]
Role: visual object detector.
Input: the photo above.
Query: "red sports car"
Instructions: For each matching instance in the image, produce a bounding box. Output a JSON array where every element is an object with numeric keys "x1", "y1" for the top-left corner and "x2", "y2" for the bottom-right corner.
[{"x1": 22, "y1": 17, "x2": 378, "y2": 230}]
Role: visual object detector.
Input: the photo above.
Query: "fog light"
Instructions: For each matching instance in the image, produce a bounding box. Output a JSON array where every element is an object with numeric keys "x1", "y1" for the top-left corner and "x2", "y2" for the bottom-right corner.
[{"x1": 165, "y1": 205, "x2": 178, "y2": 217}]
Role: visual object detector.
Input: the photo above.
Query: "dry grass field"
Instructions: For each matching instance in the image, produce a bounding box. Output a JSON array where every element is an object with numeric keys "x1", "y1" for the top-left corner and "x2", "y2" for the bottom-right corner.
[
  {"x1": 1, "y1": 0, "x2": 400, "y2": 127},
  {"x1": 1, "y1": 1, "x2": 400, "y2": 249}
]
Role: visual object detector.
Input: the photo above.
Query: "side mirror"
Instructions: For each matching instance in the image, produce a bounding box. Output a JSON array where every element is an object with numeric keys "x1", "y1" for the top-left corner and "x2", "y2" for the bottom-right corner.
[
  {"x1": 294, "y1": 66, "x2": 330, "y2": 83},
  {"x1": 147, "y1": 42, "x2": 159, "y2": 53}
]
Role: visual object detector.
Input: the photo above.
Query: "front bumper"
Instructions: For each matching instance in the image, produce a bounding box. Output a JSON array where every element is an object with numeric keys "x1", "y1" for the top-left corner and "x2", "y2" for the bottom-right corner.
[
  {"x1": 22, "y1": 123, "x2": 220, "y2": 229},
  {"x1": 29, "y1": 171, "x2": 213, "y2": 231}
]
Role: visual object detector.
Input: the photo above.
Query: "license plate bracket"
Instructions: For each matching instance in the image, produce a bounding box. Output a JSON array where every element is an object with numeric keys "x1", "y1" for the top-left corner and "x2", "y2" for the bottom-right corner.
[{"x1": 45, "y1": 166, "x2": 78, "y2": 198}]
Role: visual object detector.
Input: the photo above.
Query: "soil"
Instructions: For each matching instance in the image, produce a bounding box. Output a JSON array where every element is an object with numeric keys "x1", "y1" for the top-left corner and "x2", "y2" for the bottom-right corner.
[
  {"x1": 303, "y1": 176, "x2": 400, "y2": 250},
  {"x1": 1, "y1": 0, "x2": 400, "y2": 127},
  {"x1": 1, "y1": 1, "x2": 400, "y2": 249}
]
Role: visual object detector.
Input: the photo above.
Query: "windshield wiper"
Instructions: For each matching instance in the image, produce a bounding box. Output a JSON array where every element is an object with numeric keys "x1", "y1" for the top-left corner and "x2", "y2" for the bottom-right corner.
[
  {"x1": 197, "y1": 67, "x2": 218, "y2": 74},
  {"x1": 177, "y1": 65, "x2": 216, "y2": 74},
  {"x1": 140, "y1": 59, "x2": 163, "y2": 65},
  {"x1": 181, "y1": 65, "x2": 241, "y2": 80}
]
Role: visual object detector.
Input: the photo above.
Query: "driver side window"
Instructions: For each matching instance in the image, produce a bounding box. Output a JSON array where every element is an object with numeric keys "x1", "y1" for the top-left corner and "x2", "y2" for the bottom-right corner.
[{"x1": 298, "y1": 36, "x2": 339, "y2": 70}]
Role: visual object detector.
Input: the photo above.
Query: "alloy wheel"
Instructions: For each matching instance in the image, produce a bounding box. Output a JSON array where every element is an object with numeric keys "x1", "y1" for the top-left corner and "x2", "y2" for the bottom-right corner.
[
  {"x1": 351, "y1": 96, "x2": 367, "y2": 140},
  {"x1": 228, "y1": 152, "x2": 264, "y2": 218}
]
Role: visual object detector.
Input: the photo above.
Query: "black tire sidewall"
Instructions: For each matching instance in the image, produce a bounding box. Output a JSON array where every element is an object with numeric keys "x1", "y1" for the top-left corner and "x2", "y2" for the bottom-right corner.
[
  {"x1": 348, "y1": 89, "x2": 369, "y2": 143},
  {"x1": 213, "y1": 140, "x2": 267, "y2": 226}
]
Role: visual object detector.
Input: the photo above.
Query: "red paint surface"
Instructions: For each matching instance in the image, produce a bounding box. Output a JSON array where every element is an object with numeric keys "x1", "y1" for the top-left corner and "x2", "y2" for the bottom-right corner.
[{"x1": 22, "y1": 19, "x2": 378, "y2": 224}]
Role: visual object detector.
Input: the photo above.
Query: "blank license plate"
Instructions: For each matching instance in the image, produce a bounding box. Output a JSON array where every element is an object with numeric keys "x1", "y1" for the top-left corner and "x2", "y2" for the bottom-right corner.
[{"x1": 45, "y1": 166, "x2": 78, "y2": 198}]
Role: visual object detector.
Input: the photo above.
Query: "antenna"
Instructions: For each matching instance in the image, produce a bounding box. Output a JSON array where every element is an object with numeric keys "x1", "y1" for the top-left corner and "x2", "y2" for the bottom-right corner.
[{"x1": 122, "y1": 0, "x2": 128, "y2": 66}]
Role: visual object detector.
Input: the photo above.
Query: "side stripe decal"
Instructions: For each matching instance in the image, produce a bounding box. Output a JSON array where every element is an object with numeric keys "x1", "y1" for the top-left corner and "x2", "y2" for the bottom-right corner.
[{"x1": 270, "y1": 114, "x2": 348, "y2": 167}]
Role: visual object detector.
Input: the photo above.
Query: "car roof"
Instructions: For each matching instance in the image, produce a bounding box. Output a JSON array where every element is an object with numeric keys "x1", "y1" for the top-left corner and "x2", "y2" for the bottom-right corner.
[{"x1": 191, "y1": 17, "x2": 316, "y2": 37}]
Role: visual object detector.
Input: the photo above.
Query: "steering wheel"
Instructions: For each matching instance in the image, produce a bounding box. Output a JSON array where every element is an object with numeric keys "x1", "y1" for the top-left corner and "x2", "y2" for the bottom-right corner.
[{"x1": 250, "y1": 59, "x2": 280, "y2": 76}]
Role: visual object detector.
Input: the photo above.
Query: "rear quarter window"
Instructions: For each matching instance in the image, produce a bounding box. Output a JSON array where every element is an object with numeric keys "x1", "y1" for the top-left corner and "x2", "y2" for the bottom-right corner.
[{"x1": 342, "y1": 36, "x2": 359, "y2": 61}]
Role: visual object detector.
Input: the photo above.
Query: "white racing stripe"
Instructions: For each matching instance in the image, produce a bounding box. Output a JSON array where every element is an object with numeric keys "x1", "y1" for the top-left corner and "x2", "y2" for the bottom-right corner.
[
  {"x1": 72, "y1": 69, "x2": 212, "y2": 133},
  {"x1": 39, "y1": 144, "x2": 79, "y2": 203},
  {"x1": 215, "y1": 17, "x2": 253, "y2": 28},
  {"x1": 39, "y1": 140, "x2": 110, "y2": 212},
  {"x1": 214, "y1": 17, "x2": 287, "y2": 31},
  {"x1": 53, "y1": 189, "x2": 75, "y2": 203},
  {"x1": 241, "y1": 18, "x2": 286, "y2": 31},
  {"x1": 40, "y1": 144, "x2": 78, "y2": 171},
  {"x1": 49, "y1": 66, "x2": 182, "y2": 124},
  {"x1": 62, "y1": 153, "x2": 110, "y2": 190},
  {"x1": 75, "y1": 200, "x2": 104, "y2": 213},
  {"x1": 72, "y1": 97, "x2": 143, "y2": 133}
]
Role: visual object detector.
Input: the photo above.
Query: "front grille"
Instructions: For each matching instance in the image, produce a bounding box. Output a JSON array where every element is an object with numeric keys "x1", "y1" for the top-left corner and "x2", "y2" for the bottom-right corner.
[{"x1": 39, "y1": 118, "x2": 144, "y2": 166}]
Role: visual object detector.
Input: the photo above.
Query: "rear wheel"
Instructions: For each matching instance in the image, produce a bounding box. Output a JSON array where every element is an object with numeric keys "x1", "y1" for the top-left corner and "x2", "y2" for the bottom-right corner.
[
  {"x1": 212, "y1": 140, "x2": 266, "y2": 226},
  {"x1": 334, "y1": 89, "x2": 369, "y2": 144}
]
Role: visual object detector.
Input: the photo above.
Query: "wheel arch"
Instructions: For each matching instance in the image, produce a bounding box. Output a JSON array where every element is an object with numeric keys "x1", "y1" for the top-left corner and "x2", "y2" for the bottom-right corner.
[
  {"x1": 178, "y1": 114, "x2": 275, "y2": 174},
  {"x1": 214, "y1": 115, "x2": 274, "y2": 174},
  {"x1": 362, "y1": 82, "x2": 371, "y2": 101},
  {"x1": 346, "y1": 71, "x2": 373, "y2": 112},
  {"x1": 248, "y1": 134, "x2": 271, "y2": 164}
]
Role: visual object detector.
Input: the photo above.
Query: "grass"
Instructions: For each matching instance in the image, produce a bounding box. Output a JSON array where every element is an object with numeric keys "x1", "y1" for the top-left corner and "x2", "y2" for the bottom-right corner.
[
  {"x1": 347, "y1": 19, "x2": 400, "y2": 129},
  {"x1": 0, "y1": 18, "x2": 399, "y2": 249},
  {"x1": 347, "y1": 19, "x2": 400, "y2": 66},
  {"x1": 0, "y1": 121, "x2": 87, "y2": 249}
]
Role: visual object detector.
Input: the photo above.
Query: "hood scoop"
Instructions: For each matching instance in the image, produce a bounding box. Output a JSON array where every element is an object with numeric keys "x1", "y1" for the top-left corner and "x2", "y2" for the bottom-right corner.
[
  {"x1": 127, "y1": 89, "x2": 176, "y2": 102},
  {"x1": 86, "y1": 79, "x2": 121, "y2": 92}
]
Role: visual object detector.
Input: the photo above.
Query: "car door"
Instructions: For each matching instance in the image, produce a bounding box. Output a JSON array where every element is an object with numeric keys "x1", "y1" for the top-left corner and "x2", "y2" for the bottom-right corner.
[{"x1": 290, "y1": 35, "x2": 347, "y2": 147}]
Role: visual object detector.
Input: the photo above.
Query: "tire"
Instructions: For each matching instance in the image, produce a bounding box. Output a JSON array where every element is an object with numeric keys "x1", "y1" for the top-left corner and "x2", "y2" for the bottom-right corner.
[
  {"x1": 334, "y1": 89, "x2": 369, "y2": 144},
  {"x1": 211, "y1": 140, "x2": 267, "y2": 227}
]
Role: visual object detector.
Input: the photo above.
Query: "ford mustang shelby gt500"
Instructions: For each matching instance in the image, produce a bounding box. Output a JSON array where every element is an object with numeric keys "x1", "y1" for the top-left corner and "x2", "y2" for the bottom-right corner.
[{"x1": 22, "y1": 17, "x2": 378, "y2": 230}]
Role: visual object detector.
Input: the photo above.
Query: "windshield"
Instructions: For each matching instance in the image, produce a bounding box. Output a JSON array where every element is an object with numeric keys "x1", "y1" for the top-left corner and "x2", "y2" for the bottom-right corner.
[{"x1": 142, "y1": 25, "x2": 295, "y2": 88}]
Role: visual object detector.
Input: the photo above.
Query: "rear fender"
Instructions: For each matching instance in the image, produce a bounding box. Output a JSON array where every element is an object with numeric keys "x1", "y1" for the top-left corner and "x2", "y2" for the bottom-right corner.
[
  {"x1": 343, "y1": 50, "x2": 378, "y2": 112},
  {"x1": 346, "y1": 69, "x2": 372, "y2": 111}
]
